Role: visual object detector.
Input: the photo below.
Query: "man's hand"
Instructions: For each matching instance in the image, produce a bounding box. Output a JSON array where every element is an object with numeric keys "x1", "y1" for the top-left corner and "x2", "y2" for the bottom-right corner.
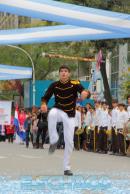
[{"x1": 81, "y1": 90, "x2": 91, "y2": 100}]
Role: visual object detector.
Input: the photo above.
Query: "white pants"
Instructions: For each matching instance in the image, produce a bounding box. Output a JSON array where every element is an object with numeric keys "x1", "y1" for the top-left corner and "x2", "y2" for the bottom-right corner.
[{"x1": 48, "y1": 108, "x2": 75, "y2": 171}]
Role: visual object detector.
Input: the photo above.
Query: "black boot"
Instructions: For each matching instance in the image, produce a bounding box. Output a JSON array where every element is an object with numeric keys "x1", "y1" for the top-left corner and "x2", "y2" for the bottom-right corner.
[
  {"x1": 39, "y1": 143, "x2": 44, "y2": 149},
  {"x1": 64, "y1": 170, "x2": 73, "y2": 176},
  {"x1": 33, "y1": 143, "x2": 37, "y2": 149},
  {"x1": 48, "y1": 142, "x2": 58, "y2": 154}
]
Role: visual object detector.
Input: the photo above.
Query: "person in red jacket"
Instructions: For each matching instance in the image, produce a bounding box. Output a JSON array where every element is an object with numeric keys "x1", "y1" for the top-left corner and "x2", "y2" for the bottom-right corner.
[{"x1": 5, "y1": 117, "x2": 15, "y2": 143}]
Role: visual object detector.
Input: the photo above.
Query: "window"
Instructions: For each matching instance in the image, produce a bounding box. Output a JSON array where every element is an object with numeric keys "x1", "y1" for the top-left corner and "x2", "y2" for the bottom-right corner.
[{"x1": 111, "y1": 55, "x2": 119, "y2": 99}]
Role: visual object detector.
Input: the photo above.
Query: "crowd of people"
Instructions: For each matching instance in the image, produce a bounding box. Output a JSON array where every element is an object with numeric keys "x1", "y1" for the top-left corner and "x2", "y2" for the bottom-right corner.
[
  {"x1": 0, "y1": 104, "x2": 48, "y2": 149},
  {"x1": 74, "y1": 97, "x2": 130, "y2": 156},
  {"x1": 0, "y1": 96, "x2": 130, "y2": 157}
]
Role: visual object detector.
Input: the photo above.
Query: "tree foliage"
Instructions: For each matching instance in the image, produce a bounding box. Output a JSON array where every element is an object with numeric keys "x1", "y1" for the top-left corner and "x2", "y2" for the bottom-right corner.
[
  {"x1": 119, "y1": 72, "x2": 130, "y2": 100},
  {"x1": 1, "y1": 0, "x2": 130, "y2": 101},
  {"x1": 1, "y1": 0, "x2": 130, "y2": 79}
]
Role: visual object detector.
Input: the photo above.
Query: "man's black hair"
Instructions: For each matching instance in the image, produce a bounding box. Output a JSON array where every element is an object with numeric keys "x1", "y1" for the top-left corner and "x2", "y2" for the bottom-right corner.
[
  {"x1": 118, "y1": 103, "x2": 125, "y2": 107},
  {"x1": 59, "y1": 65, "x2": 70, "y2": 72},
  {"x1": 112, "y1": 99, "x2": 118, "y2": 103},
  {"x1": 101, "y1": 101, "x2": 108, "y2": 105},
  {"x1": 127, "y1": 95, "x2": 130, "y2": 100},
  {"x1": 94, "y1": 100, "x2": 101, "y2": 104}
]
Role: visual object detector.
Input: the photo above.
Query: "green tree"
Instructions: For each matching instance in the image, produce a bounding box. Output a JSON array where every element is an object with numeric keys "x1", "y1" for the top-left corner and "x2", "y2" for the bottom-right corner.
[
  {"x1": 1, "y1": 0, "x2": 130, "y2": 101},
  {"x1": 58, "y1": 0, "x2": 130, "y2": 13},
  {"x1": 119, "y1": 72, "x2": 130, "y2": 100}
]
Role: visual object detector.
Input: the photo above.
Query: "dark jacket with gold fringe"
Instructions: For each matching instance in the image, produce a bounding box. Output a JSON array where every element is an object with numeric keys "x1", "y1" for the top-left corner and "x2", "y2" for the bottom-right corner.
[{"x1": 41, "y1": 80, "x2": 84, "y2": 117}]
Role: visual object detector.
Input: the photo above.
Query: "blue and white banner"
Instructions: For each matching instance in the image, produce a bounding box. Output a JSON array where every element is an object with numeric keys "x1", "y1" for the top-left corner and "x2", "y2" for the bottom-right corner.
[
  {"x1": 0, "y1": 64, "x2": 32, "y2": 80},
  {"x1": 0, "y1": 25, "x2": 130, "y2": 45},
  {"x1": 0, "y1": 0, "x2": 130, "y2": 33}
]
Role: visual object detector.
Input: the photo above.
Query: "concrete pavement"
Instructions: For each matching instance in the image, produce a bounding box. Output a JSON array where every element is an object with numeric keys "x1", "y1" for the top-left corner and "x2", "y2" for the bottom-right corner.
[
  {"x1": 0, "y1": 142, "x2": 130, "y2": 194},
  {"x1": 0, "y1": 142, "x2": 130, "y2": 177}
]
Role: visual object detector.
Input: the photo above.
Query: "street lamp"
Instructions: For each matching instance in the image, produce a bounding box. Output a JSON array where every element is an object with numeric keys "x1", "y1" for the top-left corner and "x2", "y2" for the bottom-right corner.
[{"x1": 7, "y1": 45, "x2": 36, "y2": 106}]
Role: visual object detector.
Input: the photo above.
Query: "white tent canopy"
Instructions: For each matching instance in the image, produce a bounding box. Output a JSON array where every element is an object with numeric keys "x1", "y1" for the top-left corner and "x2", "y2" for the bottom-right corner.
[
  {"x1": 0, "y1": 0, "x2": 130, "y2": 80},
  {"x1": 0, "y1": 25, "x2": 129, "y2": 45},
  {"x1": 0, "y1": 0, "x2": 130, "y2": 45},
  {"x1": 0, "y1": 0, "x2": 130, "y2": 34}
]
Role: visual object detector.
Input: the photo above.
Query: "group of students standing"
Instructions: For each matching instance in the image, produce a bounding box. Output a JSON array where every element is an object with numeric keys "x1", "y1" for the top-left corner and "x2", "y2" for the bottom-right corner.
[
  {"x1": 1, "y1": 97, "x2": 130, "y2": 157},
  {"x1": 74, "y1": 97, "x2": 130, "y2": 156},
  {"x1": 1, "y1": 98, "x2": 130, "y2": 157}
]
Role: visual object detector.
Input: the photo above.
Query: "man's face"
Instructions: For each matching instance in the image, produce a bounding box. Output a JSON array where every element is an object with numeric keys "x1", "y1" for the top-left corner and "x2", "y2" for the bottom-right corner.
[
  {"x1": 103, "y1": 103, "x2": 107, "y2": 109},
  {"x1": 89, "y1": 108, "x2": 93, "y2": 113},
  {"x1": 86, "y1": 104, "x2": 91, "y2": 110},
  {"x1": 21, "y1": 110, "x2": 24, "y2": 114},
  {"x1": 118, "y1": 105, "x2": 124, "y2": 111},
  {"x1": 95, "y1": 102, "x2": 100, "y2": 108},
  {"x1": 41, "y1": 104, "x2": 47, "y2": 112},
  {"x1": 59, "y1": 68, "x2": 70, "y2": 81},
  {"x1": 77, "y1": 106, "x2": 81, "y2": 112},
  {"x1": 128, "y1": 98, "x2": 130, "y2": 105},
  {"x1": 112, "y1": 102, "x2": 118, "y2": 108}
]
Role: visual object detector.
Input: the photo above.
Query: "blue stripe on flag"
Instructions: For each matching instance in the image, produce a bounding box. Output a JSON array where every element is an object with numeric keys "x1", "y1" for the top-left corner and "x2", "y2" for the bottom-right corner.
[{"x1": 0, "y1": 3, "x2": 130, "y2": 33}]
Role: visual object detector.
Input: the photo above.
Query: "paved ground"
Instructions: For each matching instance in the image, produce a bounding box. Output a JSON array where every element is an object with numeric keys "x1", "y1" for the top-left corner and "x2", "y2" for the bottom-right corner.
[
  {"x1": 0, "y1": 142, "x2": 130, "y2": 176},
  {"x1": 0, "y1": 142, "x2": 130, "y2": 193}
]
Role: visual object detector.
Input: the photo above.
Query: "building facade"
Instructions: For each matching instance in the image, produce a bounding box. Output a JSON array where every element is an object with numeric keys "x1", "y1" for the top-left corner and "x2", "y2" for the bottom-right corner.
[
  {"x1": 0, "y1": 12, "x2": 31, "y2": 29},
  {"x1": 85, "y1": 43, "x2": 130, "y2": 102},
  {"x1": 0, "y1": 13, "x2": 18, "y2": 29},
  {"x1": 109, "y1": 43, "x2": 130, "y2": 101}
]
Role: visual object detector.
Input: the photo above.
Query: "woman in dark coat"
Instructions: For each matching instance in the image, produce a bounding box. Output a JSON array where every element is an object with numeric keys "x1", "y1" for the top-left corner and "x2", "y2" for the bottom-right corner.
[{"x1": 37, "y1": 104, "x2": 48, "y2": 149}]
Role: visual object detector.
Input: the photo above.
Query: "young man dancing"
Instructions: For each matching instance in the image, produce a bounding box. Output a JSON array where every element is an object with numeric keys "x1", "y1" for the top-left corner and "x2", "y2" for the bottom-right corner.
[{"x1": 41, "y1": 65, "x2": 90, "y2": 176}]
